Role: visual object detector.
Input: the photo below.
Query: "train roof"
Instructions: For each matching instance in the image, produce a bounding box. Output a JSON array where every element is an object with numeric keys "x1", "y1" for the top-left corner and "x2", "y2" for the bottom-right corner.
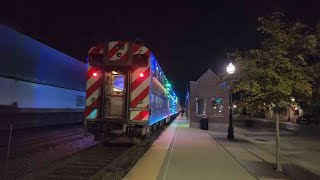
[{"x1": 0, "y1": 25, "x2": 86, "y2": 91}]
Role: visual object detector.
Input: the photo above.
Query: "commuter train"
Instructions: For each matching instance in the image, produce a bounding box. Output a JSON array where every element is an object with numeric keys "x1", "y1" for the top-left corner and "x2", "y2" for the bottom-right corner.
[
  {"x1": 0, "y1": 25, "x2": 86, "y2": 130},
  {"x1": 85, "y1": 41, "x2": 179, "y2": 137}
]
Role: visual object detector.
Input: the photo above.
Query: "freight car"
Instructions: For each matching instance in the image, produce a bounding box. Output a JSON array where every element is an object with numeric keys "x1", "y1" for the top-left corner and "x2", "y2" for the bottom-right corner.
[
  {"x1": 85, "y1": 41, "x2": 179, "y2": 137},
  {"x1": 0, "y1": 25, "x2": 86, "y2": 130}
]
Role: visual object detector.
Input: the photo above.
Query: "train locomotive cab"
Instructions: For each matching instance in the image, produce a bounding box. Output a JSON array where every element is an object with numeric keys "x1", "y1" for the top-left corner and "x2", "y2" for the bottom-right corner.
[{"x1": 84, "y1": 41, "x2": 178, "y2": 138}]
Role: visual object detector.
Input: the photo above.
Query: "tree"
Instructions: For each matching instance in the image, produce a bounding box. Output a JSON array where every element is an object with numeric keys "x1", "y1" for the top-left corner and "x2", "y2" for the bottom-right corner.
[{"x1": 229, "y1": 12, "x2": 319, "y2": 171}]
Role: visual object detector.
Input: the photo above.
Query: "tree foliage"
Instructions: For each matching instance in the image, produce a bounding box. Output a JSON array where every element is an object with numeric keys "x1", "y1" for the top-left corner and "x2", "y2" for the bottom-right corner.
[{"x1": 229, "y1": 12, "x2": 320, "y2": 110}]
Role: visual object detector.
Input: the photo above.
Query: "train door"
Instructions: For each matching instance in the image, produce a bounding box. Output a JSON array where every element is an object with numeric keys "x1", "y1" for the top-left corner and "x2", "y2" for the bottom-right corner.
[{"x1": 105, "y1": 71, "x2": 127, "y2": 119}]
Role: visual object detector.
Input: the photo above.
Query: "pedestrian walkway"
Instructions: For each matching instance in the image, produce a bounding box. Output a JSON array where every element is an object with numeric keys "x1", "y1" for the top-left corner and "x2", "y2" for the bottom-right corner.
[
  {"x1": 208, "y1": 131, "x2": 290, "y2": 180},
  {"x1": 124, "y1": 116, "x2": 256, "y2": 180}
]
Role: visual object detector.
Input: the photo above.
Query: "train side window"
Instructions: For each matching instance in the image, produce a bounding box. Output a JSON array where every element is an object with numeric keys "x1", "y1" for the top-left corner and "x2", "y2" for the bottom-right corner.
[
  {"x1": 113, "y1": 75, "x2": 125, "y2": 92},
  {"x1": 76, "y1": 96, "x2": 85, "y2": 106},
  {"x1": 155, "y1": 96, "x2": 159, "y2": 109},
  {"x1": 161, "y1": 75, "x2": 164, "y2": 85},
  {"x1": 156, "y1": 67, "x2": 160, "y2": 79},
  {"x1": 155, "y1": 66, "x2": 159, "y2": 77}
]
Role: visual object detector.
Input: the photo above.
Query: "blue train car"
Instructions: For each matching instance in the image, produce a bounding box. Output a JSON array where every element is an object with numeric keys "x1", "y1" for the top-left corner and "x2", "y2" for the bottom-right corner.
[
  {"x1": 149, "y1": 54, "x2": 179, "y2": 125},
  {"x1": 0, "y1": 25, "x2": 86, "y2": 130}
]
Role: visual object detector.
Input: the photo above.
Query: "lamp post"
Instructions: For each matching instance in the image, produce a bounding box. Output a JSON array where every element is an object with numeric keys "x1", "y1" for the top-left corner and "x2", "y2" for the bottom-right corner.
[{"x1": 227, "y1": 62, "x2": 235, "y2": 140}]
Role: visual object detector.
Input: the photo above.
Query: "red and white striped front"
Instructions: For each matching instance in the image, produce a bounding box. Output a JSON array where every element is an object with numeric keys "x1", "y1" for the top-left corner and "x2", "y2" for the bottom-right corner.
[
  {"x1": 88, "y1": 43, "x2": 105, "y2": 55},
  {"x1": 84, "y1": 65, "x2": 102, "y2": 120},
  {"x1": 85, "y1": 44, "x2": 105, "y2": 121},
  {"x1": 108, "y1": 41, "x2": 129, "y2": 61},
  {"x1": 130, "y1": 45, "x2": 151, "y2": 121}
]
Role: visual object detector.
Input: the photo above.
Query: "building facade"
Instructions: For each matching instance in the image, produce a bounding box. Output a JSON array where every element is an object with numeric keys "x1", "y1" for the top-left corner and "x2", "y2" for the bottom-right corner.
[
  {"x1": 186, "y1": 69, "x2": 230, "y2": 129},
  {"x1": 265, "y1": 105, "x2": 303, "y2": 122}
]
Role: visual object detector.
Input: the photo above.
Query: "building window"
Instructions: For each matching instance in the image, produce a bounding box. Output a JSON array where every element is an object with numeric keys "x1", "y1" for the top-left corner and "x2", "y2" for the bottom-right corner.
[
  {"x1": 212, "y1": 98, "x2": 223, "y2": 116},
  {"x1": 196, "y1": 98, "x2": 206, "y2": 115}
]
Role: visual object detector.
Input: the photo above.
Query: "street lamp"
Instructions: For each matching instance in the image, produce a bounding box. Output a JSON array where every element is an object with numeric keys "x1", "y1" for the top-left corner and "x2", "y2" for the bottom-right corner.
[
  {"x1": 227, "y1": 62, "x2": 235, "y2": 140},
  {"x1": 288, "y1": 97, "x2": 295, "y2": 122}
]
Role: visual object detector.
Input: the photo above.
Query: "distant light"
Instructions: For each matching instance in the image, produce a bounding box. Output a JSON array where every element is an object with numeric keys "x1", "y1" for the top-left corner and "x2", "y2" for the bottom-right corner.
[
  {"x1": 233, "y1": 105, "x2": 237, "y2": 108},
  {"x1": 93, "y1": 72, "x2": 98, "y2": 77},
  {"x1": 112, "y1": 71, "x2": 119, "y2": 74},
  {"x1": 139, "y1": 73, "x2": 144, "y2": 78}
]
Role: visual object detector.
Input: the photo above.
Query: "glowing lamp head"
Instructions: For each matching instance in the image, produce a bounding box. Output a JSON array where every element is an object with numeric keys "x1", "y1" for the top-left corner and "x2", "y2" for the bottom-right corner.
[
  {"x1": 93, "y1": 72, "x2": 98, "y2": 77},
  {"x1": 139, "y1": 73, "x2": 144, "y2": 78},
  {"x1": 226, "y1": 62, "x2": 235, "y2": 74}
]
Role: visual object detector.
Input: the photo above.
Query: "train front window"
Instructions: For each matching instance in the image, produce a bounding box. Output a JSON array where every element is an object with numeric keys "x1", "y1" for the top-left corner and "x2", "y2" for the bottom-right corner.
[{"x1": 113, "y1": 75, "x2": 125, "y2": 92}]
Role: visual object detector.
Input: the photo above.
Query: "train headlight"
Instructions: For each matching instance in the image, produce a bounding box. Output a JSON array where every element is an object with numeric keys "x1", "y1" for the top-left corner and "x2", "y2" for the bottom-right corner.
[
  {"x1": 93, "y1": 72, "x2": 98, "y2": 77},
  {"x1": 139, "y1": 73, "x2": 144, "y2": 78}
]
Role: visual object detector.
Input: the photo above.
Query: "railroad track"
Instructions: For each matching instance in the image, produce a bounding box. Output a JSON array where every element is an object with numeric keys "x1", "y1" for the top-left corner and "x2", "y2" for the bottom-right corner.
[
  {"x1": 1, "y1": 118, "x2": 177, "y2": 180},
  {"x1": 0, "y1": 125, "x2": 85, "y2": 152},
  {"x1": 21, "y1": 142, "x2": 131, "y2": 180}
]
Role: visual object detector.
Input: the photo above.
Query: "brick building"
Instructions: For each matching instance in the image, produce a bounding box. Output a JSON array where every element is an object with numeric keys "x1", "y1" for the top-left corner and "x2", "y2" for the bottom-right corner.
[{"x1": 186, "y1": 69, "x2": 230, "y2": 129}]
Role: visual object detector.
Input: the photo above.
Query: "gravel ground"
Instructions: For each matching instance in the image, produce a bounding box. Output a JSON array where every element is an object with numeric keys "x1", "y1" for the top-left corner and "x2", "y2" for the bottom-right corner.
[
  {"x1": 25, "y1": 144, "x2": 129, "y2": 180},
  {"x1": 0, "y1": 124, "x2": 98, "y2": 180}
]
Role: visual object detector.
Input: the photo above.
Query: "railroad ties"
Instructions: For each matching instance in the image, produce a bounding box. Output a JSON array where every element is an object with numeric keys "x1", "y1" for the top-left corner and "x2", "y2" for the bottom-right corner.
[{"x1": 24, "y1": 143, "x2": 130, "y2": 180}]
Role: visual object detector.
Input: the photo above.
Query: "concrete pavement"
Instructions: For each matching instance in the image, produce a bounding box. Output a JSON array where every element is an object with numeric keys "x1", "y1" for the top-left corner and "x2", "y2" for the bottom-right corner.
[
  {"x1": 233, "y1": 125, "x2": 320, "y2": 179},
  {"x1": 124, "y1": 116, "x2": 256, "y2": 180},
  {"x1": 208, "y1": 131, "x2": 290, "y2": 180},
  {"x1": 235, "y1": 116, "x2": 320, "y2": 136},
  {"x1": 234, "y1": 116, "x2": 320, "y2": 179}
]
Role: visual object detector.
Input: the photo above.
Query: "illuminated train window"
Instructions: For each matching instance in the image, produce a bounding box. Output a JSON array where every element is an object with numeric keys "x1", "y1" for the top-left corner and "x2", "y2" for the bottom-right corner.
[{"x1": 113, "y1": 75, "x2": 125, "y2": 92}]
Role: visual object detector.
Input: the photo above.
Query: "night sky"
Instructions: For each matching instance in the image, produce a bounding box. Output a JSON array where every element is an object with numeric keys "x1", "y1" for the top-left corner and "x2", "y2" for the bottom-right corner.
[{"x1": 1, "y1": 0, "x2": 320, "y2": 103}]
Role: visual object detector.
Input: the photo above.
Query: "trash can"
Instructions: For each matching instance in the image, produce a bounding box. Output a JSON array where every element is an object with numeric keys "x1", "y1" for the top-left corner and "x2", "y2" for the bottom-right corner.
[
  {"x1": 245, "y1": 119, "x2": 253, "y2": 127},
  {"x1": 200, "y1": 117, "x2": 209, "y2": 130}
]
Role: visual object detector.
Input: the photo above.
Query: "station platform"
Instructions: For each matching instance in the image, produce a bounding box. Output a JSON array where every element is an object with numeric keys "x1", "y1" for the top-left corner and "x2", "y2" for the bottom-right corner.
[{"x1": 123, "y1": 116, "x2": 256, "y2": 180}]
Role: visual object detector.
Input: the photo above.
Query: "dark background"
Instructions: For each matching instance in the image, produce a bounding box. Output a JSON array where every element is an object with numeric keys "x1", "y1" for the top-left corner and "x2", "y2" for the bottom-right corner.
[{"x1": 1, "y1": 0, "x2": 320, "y2": 104}]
